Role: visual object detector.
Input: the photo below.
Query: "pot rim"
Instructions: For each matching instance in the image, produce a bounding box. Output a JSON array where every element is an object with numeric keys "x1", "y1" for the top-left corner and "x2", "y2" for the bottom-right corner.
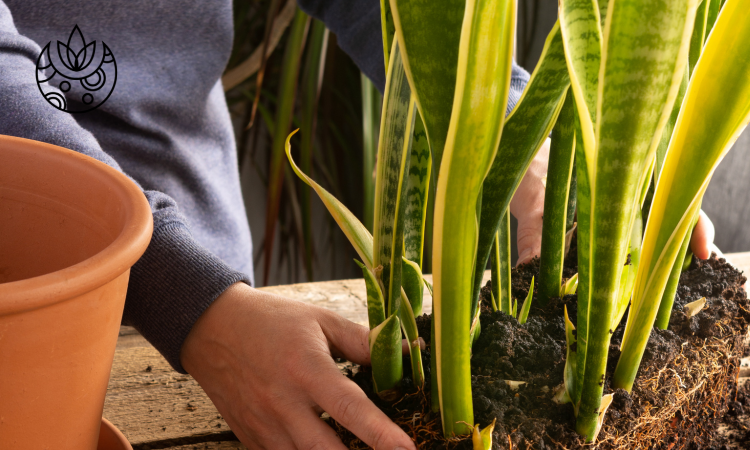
[{"x1": 0, "y1": 135, "x2": 153, "y2": 314}]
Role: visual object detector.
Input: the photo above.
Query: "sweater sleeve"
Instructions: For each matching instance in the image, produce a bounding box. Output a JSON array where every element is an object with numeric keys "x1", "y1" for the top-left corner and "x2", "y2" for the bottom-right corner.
[
  {"x1": 295, "y1": 0, "x2": 531, "y2": 111},
  {"x1": 0, "y1": 3, "x2": 248, "y2": 374}
]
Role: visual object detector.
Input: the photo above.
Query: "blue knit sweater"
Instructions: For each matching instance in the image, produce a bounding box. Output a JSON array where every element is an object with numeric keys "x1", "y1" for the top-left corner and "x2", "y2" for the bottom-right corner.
[{"x1": 0, "y1": 0, "x2": 529, "y2": 373}]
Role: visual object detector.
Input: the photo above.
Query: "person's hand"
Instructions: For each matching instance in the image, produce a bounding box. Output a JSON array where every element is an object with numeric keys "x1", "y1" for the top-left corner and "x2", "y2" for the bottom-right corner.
[
  {"x1": 690, "y1": 209, "x2": 720, "y2": 260},
  {"x1": 510, "y1": 138, "x2": 551, "y2": 265},
  {"x1": 181, "y1": 283, "x2": 417, "y2": 450}
]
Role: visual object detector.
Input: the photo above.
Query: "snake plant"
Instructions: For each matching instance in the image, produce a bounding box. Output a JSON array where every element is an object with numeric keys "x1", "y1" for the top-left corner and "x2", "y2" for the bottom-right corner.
[{"x1": 285, "y1": 0, "x2": 750, "y2": 444}]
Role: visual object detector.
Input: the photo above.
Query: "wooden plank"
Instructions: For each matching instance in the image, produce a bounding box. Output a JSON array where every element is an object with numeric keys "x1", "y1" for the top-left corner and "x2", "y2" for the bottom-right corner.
[{"x1": 150, "y1": 443, "x2": 247, "y2": 450}]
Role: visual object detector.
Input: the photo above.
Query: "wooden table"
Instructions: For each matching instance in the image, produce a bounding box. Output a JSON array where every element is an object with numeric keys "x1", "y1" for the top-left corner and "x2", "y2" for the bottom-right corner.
[{"x1": 104, "y1": 254, "x2": 750, "y2": 450}]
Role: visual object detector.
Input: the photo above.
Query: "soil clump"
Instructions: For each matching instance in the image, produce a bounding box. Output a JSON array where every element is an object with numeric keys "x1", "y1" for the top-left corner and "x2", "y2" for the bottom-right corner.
[{"x1": 333, "y1": 243, "x2": 749, "y2": 449}]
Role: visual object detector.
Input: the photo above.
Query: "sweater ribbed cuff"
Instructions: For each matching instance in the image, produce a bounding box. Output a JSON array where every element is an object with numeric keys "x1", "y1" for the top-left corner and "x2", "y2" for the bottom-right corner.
[{"x1": 123, "y1": 221, "x2": 250, "y2": 374}]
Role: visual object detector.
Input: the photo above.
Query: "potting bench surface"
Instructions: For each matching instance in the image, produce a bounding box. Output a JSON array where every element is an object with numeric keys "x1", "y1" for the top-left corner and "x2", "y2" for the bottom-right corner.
[{"x1": 105, "y1": 253, "x2": 750, "y2": 450}]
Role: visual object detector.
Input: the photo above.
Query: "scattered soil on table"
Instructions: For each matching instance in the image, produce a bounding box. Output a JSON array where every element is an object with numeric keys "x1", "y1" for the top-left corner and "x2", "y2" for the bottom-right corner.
[{"x1": 332, "y1": 236, "x2": 749, "y2": 449}]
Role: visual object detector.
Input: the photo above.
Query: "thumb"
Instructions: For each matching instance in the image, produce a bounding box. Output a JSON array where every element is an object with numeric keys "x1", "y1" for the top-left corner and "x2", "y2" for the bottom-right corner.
[
  {"x1": 516, "y1": 212, "x2": 544, "y2": 266},
  {"x1": 690, "y1": 210, "x2": 715, "y2": 260}
]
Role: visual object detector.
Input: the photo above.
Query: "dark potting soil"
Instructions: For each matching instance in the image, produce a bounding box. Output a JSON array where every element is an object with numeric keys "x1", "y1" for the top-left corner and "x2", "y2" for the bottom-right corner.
[{"x1": 334, "y1": 241, "x2": 749, "y2": 450}]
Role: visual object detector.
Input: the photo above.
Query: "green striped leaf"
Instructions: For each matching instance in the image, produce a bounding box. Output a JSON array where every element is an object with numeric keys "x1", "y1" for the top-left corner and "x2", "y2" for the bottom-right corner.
[
  {"x1": 472, "y1": 419, "x2": 496, "y2": 450},
  {"x1": 654, "y1": 224, "x2": 692, "y2": 330},
  {"x1": 563, "y1": 306, "x2": 578, "y2": 409},
  {"x1": 559, "y1": 0, "x2": 601, "y2": 175},
  {"x1": 398, "y1": 288, "x2": 425, "y2": 387},
  {"x1": 569, "y1": 0, "x2": 699, "y2": 439},
  {"x1": 380, "y1": 0, "x2": 396, "y2": 70},
  {"x1": 539, "y1": 91, "x2": 576, "y2": 306},
  {"x1": 616, "y1": 0, "x2": 750, "y2": 392},
  {"x1": 432, "y1": 0, "x2": 516, "y2": 436},
  {"x1": 612, "y1": 209, "x2": 642, "y2": 330},
  {"x1": 517, "y1": 277, "x2": 535, "y2": 325},
  {"x1": 490, "y1": 217, "x2": 512, "y2": 314},
  {"x1": 473, "y1": 22, "x2": 570, "y2": 311},
  {"x1": 355, "y1": 260, "x2": 387, "y2": 329},
  {"x1": 402, "y1": 257, "x2": 424, "y2": 316},
  {"x1": 285, "y1": 131, "x2": 374, "y2": 268},
  {"x1": 369, "y1": 313, "x2": 403, "y2": 401},
  {"x1": 404, "y1": 115, "x2": 432, "y2": 269},
  {"x1": 388, "y1": 0, "x2": 464, "y2": 176},
  {"x1": 373, "y1": 39, "x2": 419, "y2": 313}
]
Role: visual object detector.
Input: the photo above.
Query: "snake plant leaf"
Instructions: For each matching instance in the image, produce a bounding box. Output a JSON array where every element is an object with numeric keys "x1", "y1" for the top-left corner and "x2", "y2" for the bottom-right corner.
[
  {"x1": 512, "y1": 299, "x2": 518, "y2": 319},
  {"x1": 558, "y1": 0, "x2": 601, "y2": 175},
  {"x1": 705, "y1": 0, "x2": 722, "y2": 36},
  {"x1": 563, "y1": 306, "x2": 579, "y2": 408},
  {"x1": 473, "y1": 22, "x2": 571, "y2": 311},
  {"x1": 560, "y1": 273, "x2": 579, "y2": 298},
  {"x1": 612, "y1": 210, "x2": 642, "y2": 330},
  {"x1": 431, "y1": 0, "x2": 516, "y2": 436},
  {"x1": 592, "y1": 394, "x2": 614, "y2": 442},
  {"x1": 654, "y1": 218, "x2": 693, "y2": 329},
  {"x1": 539, "y1": 91, "x2": 576, "y2": 306},
  {"x1": 369, "y1": 313, "x2": 403, "y2": 401},
  {"x1": 430, "y1": 314, "x2": 439, "y2": 413},
  {"x1": 404, "y1": 115, "x2": 432, "y2": 269},
  {"x1": 373, "y1": 39, "x2": 419, "y2": 313},
  {"x1": 490, "y1": 291, "x2": 499, "y2": 312},
  {"x1": 472, "y1": 418, "x2": 496, "y2": 450},
  {"x1": 399, "y1": 289, "x2": 425, "y2": 387},
  {"x1": 616, "y1": 0, "x2": 750, "y2": 393},
  {"x1": 469, "y1": 305, "x2": 481, "y2": 347},
  {"x1": 655, "y1": 67, "x2": 688, "y2": 184},
  {"x1": 388, "y1": 0, "x2": 464, "y2": 176},
  {"x1": 490, "y1": 214, "x2": 513, "y2": 314},
  {"x1": 518, "y1": 276, "x2": 535, "y2": 325},
  {"x1": 402, "y1": 257, "x2": 424, "y2": 317},
  {"x1": 285, "y1": 131, "x2": 374, "y2": 268},
  {"x1": 380, "y1": 0, "x2": 396, "y2": 70},
  {"x1": 355, "y1": 260, "x2": 387, "y2": 329},
  {"x1": 572, "y1": 0, "x2": 699, "y2": 440},
  {"x1": 573, "y1": 114, "x2": 590, "y2": 409},
  {"x1": 688, "y1": 0, "x2": 709, "y2": 76},
  {"x1": 424, "y1": 278, "x2": 433, "y2": 297}
]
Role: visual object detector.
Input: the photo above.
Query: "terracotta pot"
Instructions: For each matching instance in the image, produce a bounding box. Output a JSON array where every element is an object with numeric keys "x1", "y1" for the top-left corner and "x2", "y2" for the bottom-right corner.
[
  {"x1": 99, "y1": 418, "x2": 133, "y2": 450},
  {"x1": 0, "y1": 136, "x2": 152, "y2": 450}
]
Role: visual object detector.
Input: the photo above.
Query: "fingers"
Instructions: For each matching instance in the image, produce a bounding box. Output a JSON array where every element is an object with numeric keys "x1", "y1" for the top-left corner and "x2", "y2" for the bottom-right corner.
[
  {"x1": 308, "y1": 363, "x2": 416, "y2": 450},
  {"x1": 516, "y1": 214, "x2": 544, "y2": 266},
  {"x1": 690, "y1": 210, "x2": 716, "y2": 260},
  {"x1": 287, "y1": 408, "x2": 350, "y2": 450},
  {"x1": 318, "y1": 310, "x2": 371, "y2": 365},
  {"x1": 510, "y1": 138, "x2": 549, "y2": 266}
]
